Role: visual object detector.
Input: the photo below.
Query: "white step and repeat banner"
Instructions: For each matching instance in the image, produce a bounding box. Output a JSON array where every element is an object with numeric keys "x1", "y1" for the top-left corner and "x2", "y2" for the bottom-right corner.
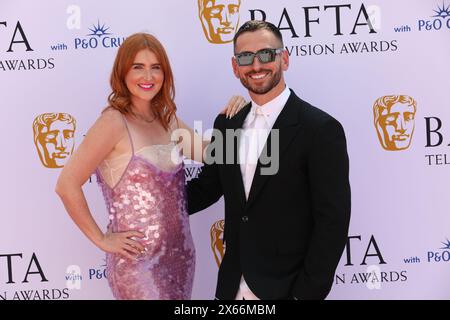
[{"x1": 1, "y1": 0, "x2": 449, "y2": 300}]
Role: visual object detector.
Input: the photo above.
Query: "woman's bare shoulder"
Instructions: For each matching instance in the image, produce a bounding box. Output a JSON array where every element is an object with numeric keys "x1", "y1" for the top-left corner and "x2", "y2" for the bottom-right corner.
[
  {"x1": 101, "y1": 106, "x2": 124, "y2": 121},
  {"x1": 82, "y1": 107, "x2": 127, "y2": 145},
  {"x1": 95, "y1": 107, "x2": 127, "y2": 130}
]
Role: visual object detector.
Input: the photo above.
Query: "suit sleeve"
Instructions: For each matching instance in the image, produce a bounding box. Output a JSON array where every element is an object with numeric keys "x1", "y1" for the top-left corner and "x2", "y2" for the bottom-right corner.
[
  {"x1": 292, "y1": 117, "x2": 351, "y2": 300},
  {"x1": 186, "y1": 115, "x2": 225, "y2": 215}
]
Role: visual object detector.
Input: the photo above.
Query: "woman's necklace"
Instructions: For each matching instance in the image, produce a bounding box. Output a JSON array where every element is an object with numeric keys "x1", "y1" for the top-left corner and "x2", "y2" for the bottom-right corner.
[{"x1": 133, "y1": 111, "x2": 156, "y2": 123}]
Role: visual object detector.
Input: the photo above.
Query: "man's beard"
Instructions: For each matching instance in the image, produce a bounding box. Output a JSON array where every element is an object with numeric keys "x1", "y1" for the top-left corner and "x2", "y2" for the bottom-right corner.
[{"x1": 239, "y1": 67, "x2": 282, "y2": 95}]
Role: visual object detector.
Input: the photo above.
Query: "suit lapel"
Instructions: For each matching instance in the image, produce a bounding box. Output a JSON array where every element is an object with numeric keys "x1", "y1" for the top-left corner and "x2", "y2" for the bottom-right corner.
[
  {"x1": 226, "y1": 103, "x2": 251, "y2": 210},
  {"x1": 246, "y1": 91, "x2": 302, "y2": 210}
]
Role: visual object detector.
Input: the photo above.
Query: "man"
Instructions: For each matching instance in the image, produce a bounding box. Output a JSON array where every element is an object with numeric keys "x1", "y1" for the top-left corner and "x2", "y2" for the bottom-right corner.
[
  {"x1": 33, "y1": 112, "x2": 76, "y2": 168},
  {"x1": 373, "y1": 95, "x2": 417, "y2": 151},
  {"x1": 187, "y1": 20, "x2": 351, "y2": 300},
  {"x1": 198, "y1": 0, "x2": 241, "y2": 44}
]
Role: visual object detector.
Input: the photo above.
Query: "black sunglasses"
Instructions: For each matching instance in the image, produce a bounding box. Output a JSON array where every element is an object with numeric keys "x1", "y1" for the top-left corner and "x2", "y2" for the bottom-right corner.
[{"x1": 234, "y1": 48, "x2": 284, "y2": 66}]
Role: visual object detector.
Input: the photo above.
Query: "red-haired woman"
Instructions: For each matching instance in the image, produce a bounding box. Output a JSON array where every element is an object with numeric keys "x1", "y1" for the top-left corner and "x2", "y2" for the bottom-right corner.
[{"x1": 56, "y1": 33, "x2": 244, "y2": 299}]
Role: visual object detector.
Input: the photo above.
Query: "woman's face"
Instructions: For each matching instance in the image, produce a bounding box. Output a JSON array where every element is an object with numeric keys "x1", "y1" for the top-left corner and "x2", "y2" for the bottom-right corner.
[{"x1": 125, "y1": 49, "x2": 164, "y2": 105}]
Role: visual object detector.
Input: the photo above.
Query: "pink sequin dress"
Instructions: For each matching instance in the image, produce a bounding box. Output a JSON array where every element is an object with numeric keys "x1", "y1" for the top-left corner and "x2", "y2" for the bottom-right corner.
[{"x1": 96, "y1": 117, "x2": 195, "y2": 300}]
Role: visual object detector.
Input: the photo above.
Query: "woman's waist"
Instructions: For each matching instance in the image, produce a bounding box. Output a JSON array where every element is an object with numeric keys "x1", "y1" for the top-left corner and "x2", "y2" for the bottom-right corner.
[{"x1": 110, "y1": 208, "x2": 188, "y2": 230}]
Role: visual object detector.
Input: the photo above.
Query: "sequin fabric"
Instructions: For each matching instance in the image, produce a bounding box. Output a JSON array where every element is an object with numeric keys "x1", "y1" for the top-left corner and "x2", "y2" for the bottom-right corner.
[{"x1": 96, "y1": 134, "x2": 195, "y2": 300}]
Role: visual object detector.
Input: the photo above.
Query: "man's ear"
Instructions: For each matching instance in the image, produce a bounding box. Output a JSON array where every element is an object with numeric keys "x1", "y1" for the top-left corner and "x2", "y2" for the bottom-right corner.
[{"x1": 281, "y1": 50, "x2": 289, "y2": 71}]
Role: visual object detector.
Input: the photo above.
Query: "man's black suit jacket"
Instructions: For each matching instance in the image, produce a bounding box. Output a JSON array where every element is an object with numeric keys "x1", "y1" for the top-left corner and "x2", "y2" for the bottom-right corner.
[{"x1": 187, "y1": 90, "x2": 351, "y2": 300}]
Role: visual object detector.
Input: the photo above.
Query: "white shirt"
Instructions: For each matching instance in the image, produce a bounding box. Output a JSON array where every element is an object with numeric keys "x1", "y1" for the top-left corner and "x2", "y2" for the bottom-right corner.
[
  {"x1": 239, "y1": 86, "x2": 291, "y2": 199},
  {"x1": 236, "y1": 86, "x2": 291, "y2": 300}
]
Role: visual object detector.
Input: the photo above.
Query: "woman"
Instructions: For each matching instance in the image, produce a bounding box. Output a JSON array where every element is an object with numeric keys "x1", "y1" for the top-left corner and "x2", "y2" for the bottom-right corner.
[{"x1": 55, "y1": 33, "x2": 244, "y2": 300}]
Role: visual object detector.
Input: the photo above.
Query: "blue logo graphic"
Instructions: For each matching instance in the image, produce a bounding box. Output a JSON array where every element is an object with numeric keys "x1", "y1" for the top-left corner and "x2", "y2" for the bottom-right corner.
[
  {"x1": 74, "y1": 21, "x2": 125, "y2": 50},
  {"x1": 427, "y1": 239, "x2": 450, "y2": 263},
  {"x1": 88, "y1": 259, "x2": 107, "y2": 280},
  {"x1": 432, "y1": 2, "x2": 450, "y2": 18},
  {"x1": 87, "y1": 21, "x2": 112, "y2": 37},
  {"x1": 440, "y1": 238, "x2": 450, "y2": 250},
  {"x1": 418, "y1": 2, "x2": 450, "y2": 31}
]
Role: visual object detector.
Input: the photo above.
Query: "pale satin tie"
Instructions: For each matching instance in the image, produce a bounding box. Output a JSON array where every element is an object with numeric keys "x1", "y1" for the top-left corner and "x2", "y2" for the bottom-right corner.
[{"x1": 244, "y1": 107, "x2": 267, "y2": 199}]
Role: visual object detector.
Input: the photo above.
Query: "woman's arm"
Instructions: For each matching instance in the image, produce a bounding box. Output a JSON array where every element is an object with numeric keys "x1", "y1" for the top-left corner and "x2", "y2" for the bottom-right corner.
[
  {"x1": 175, "y1": 118, "x2": 208, "y2": 163},
  {"x1": 174, "y1": 95, "x2": 247, "y2": 162},
  {"x1": 55, "y1": 109, "x2": 144, "y2": 259}
]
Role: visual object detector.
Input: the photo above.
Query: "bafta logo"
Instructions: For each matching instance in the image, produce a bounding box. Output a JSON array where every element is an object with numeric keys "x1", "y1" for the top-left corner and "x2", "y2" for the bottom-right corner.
[
  {"x1": 33, "y1": 113, "x2": 76, "y2": 168},
  {"x1": 210, "y1": 219, "x2": 225, "y2": 267},
  {"x1": 198, "y1": 0, "x2": 241, "y2": 44},
  {"x1": 373, "y1": 95, "x2": 417, "y2": 151}
]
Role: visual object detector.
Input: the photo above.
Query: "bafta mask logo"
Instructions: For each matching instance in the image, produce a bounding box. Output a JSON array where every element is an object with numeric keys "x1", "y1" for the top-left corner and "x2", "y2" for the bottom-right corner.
[
  {"x1": 198, "y1": 0, "x2": 241, "y2": 44},
  {"x1": 210, "y1": 219, "x2": 225, "y2": 267},
  {"x1": 33, "y1": 113, "x2": 76, "y2": 168},
  {"x1": 373, "y1": 95, "x2": 417, "y2": 151}
]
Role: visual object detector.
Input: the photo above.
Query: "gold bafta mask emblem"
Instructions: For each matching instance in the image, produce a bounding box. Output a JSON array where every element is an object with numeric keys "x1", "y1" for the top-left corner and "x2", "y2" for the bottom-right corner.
[
  {"x1": 210, "y1": 219, "x2": 225, "y2": 267},
  {"x1": 198, "y1": 0, "x2": 241, "y2": 44},
  {"x1": 33, "y1": 113, "x2": 76, "y2": 168},
  {"x1": 373, "y1": 95, "x2": 417, "y2": 151}
]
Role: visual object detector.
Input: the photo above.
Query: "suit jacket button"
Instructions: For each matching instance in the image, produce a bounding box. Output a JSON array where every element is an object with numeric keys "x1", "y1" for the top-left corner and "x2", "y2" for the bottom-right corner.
[{"x1": 242, "y1": 216, "x2": 249, "y2": 222}]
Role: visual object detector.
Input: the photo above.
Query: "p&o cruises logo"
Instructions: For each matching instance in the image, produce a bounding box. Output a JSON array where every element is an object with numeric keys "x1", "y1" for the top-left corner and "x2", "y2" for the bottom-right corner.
[
  {"x1": 419, "y1": 2, "x2": 450, "y2": 32},
  {"x1": 427, "y1": 239, "x2": 450, "y2": 263},
  {"x1": 74, "y1": 21, "x2": 126, "y2": 50}
]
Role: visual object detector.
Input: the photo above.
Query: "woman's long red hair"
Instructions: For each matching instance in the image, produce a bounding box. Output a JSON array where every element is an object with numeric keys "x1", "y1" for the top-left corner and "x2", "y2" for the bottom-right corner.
[{"x1": 108, "y1": 33, "x2": 176, "y2": 130}]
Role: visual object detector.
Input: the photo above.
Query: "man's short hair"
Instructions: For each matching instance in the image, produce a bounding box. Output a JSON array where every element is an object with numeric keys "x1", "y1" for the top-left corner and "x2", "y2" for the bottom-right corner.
[{"x1": 233, "y1": 20, "x2": 284, "y2": 52}]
